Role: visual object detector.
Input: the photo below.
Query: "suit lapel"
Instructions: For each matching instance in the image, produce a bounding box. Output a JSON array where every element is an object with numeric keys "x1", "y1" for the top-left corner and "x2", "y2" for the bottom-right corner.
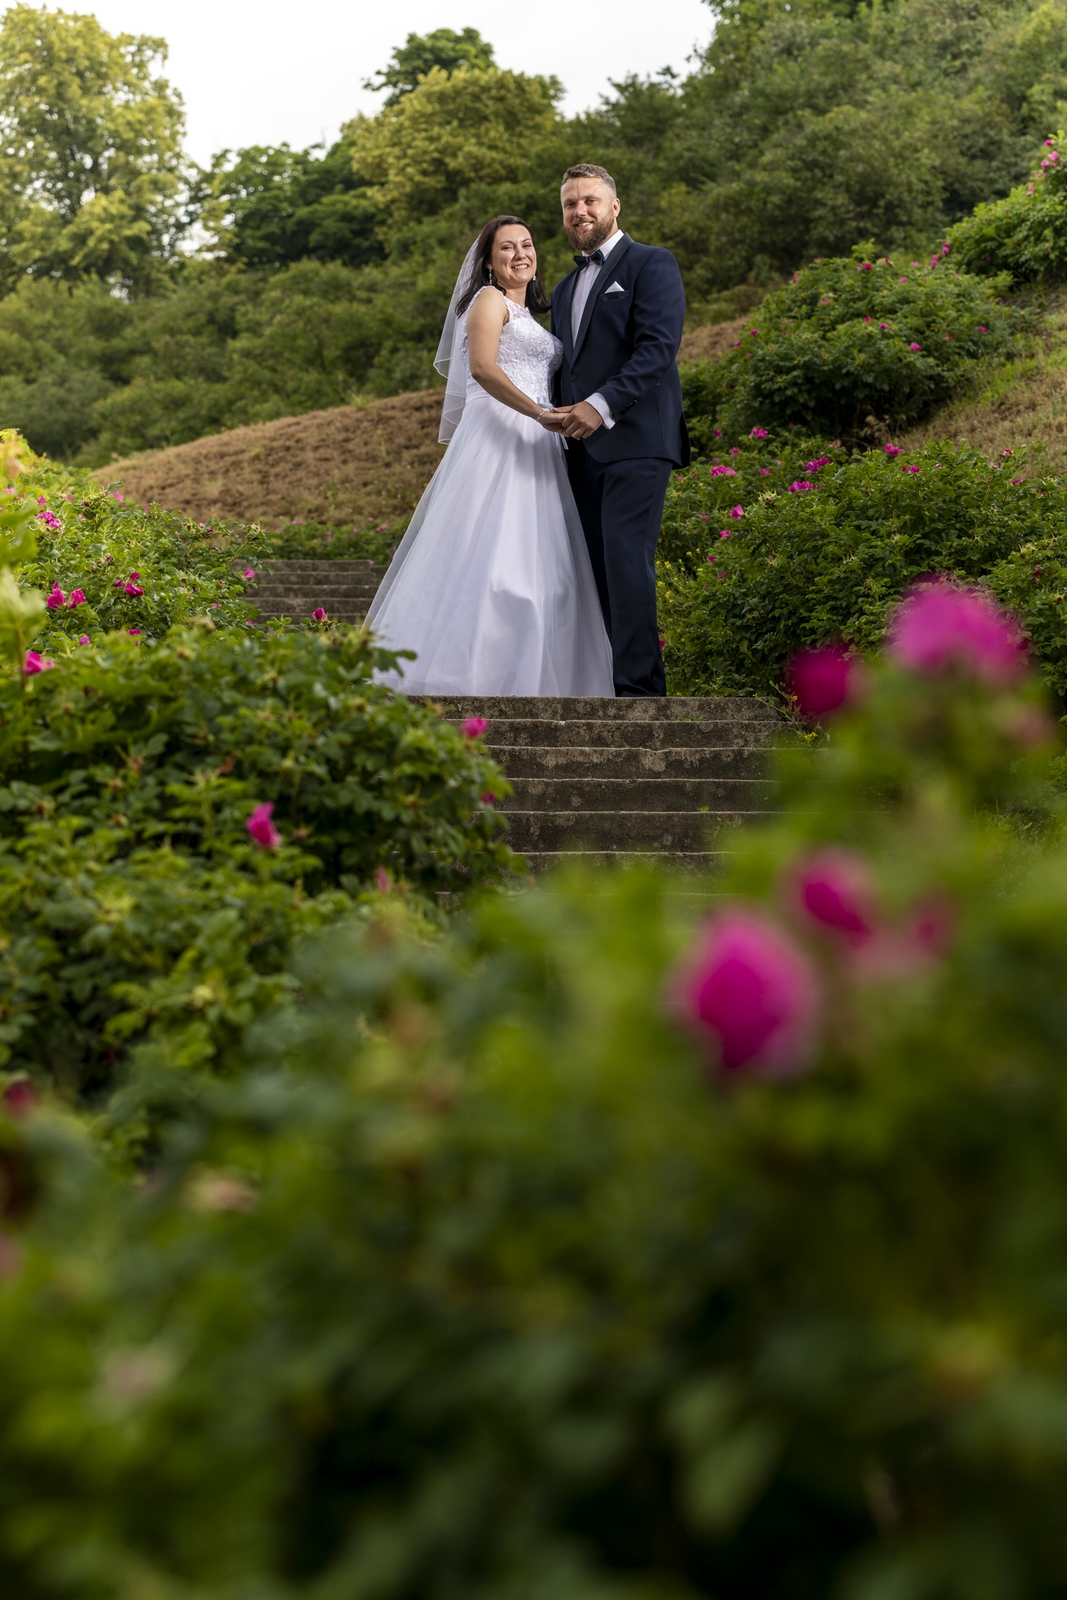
[
  {"x1": 572, "y1": 233, "x2": 634, "y2": 360},
  {"x1": 553, "y1": 268, "x2": 579, "y2": 360}
]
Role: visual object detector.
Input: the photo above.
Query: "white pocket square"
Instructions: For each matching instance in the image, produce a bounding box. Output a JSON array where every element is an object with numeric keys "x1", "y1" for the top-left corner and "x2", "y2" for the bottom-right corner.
[{"x1": 605, "y1": 281, "x2": 626, "y2": 294}]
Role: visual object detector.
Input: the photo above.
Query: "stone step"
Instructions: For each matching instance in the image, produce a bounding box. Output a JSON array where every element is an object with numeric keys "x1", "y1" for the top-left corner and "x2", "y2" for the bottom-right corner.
[
  {"x1": 252, "y1": 560, "x2": 388, "y2": 576},
  {"x1": 423, "y1": 695, "x2": 778, "y2": 723},
  {"x1": 503, "y1": 809, "x2": 766, "y2": 853},
  {"x1": 254, "y1": 581, "x2": 381, "y2": 594},
  {"x1": 491, "y1": 745, "x2": 769, "y2": 778},
  {"x1": 521, "y1": 851, "x2": 730, "y2": 873},
  {"x1": 507, "y1": 777, "x2": 773, "y2": 812},
  {"x1": 471, "y1": 719, "x2": 770, "y2": 750}
]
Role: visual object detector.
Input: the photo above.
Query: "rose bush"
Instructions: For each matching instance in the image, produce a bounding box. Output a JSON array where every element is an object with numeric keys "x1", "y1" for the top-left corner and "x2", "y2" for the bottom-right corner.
[
  {"x1": 679, "y1": 246, "x2": 1021, "y2": 447},
  {"x1": 658, "y1": 438, "x2": 1067, "y2": 703},
  {"x1": 949, "y1": 133, "x2": 1067, "y2": 284}
]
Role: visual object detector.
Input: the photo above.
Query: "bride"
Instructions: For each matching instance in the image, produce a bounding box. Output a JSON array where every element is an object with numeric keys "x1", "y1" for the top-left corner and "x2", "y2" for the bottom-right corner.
[{"x1": 365, "y1": 215, "x2": 614, "y2": 697}]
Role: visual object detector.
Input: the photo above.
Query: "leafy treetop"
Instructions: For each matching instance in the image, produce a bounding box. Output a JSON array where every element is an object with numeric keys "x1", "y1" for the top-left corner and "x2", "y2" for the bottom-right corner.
[{"x1": 363, "y1": 27, "x2": 497, "y2": 104}]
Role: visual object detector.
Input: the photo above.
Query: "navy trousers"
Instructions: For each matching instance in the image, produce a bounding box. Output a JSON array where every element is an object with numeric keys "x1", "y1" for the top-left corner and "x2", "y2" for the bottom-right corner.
[{"x1": 566, "y1": 447, "x2": 672, "y2": 697}]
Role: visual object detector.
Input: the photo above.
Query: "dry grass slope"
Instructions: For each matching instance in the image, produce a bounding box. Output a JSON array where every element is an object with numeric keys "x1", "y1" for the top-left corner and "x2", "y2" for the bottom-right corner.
[
  {"x1": 900, "y1": 301, "x2": 1067, "y2": 472},
  {"x1": 100, "y1": 390, "x2": 449, "y2": 530},
  {"x1": 99, "y1": 321, "x2": 749, "y2": 529}
]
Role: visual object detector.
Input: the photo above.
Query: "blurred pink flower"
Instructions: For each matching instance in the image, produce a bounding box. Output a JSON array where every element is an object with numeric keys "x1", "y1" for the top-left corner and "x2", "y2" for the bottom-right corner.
[
  {"x1": 759, "y1": 467, "x2": 771, "y2": 475},
  {"x1": 884, "y1": 443, "x2": 902, "y2": 457},
  {"x1": 480, "y1": 791, "x2": 496, "y2": 805},
  {"x1": 903, "y1": 464, "x2": 921, "y2": 474},
  {"x1": 729, "y1": 504, "x2": 744, "y2": 519},
  {"x1": 788, "y1": 480, "x2": 813, "y2": 493},
  {"x1": 77, "y1": 634, "x2": 90, "y2": 645},
  {"x1": 1, "y1": 1079, "x2": 37, "y2": 1118},
  {"x1": 978, "y1": 325, "x2": 988, "y2": 332},
  {"x1": 462, "y1": 716, "x2": 489, "y2": 738},
  {"x1": 375, "y1": 866, "x2": 390, "y2": 892},
  {"x1": 750, "y1": 427, "x2": 769, "y2": 438},
  {"x1": 794, "y1": 849, "x2": 876, "y2": 947},
  {"x1": 243, "y1": 568, "x2": 256, "y2": 580},
  {"x1": 45, "y1": 584, "x2": 65, "y2": 610},
  {"x1": 879, "y1": 322, "x2": 888, "y2": 330},
  {"x1": 889, "y1": 578, "x2": 1026, "y2": 684},
  {"x1": 127, "y1": 628, "x2": 141, "y2": 636},
  {"x1": 23, "y1": 652, "x2": 54, "y2": 674},
  {"x1": 671, "y1": 909, "x2": 820, "y2": 1077},
  {"x1": 709, "y1": 465, "x2": 737, "y2": 477},
  {"x1": 67, "y1": 589, "x2": 86, "y2": 607},
  {"x1": 909, "y1": 342, "x2": 922, "y2": 352},
  {"x1": 124, "y1": 581, "x2": 143, "y2": 597},
  {"x1": 311, "y1": 607, "x2": 327, "y2": 622},
  {"x1": 719, "y1": 530, "x2": 732, "y2": 540},
  {"x1": 247, "y1": 801, "x2": 282, "y2": 850},
  {"x1": 786, "y1": 643, "x2": 859, "y2": 718}
]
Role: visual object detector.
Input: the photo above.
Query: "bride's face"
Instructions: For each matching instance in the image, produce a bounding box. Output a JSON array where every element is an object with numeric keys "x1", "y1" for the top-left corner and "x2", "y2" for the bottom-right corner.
[{"x1": 490, "y1": 225, "x2": 536, "y2": 293}]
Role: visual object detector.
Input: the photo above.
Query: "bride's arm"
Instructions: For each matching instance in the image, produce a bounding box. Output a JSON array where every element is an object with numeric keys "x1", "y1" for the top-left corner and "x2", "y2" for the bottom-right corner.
[{"x1": 467, "y1": 292, "x2": 552, "y2": 421}]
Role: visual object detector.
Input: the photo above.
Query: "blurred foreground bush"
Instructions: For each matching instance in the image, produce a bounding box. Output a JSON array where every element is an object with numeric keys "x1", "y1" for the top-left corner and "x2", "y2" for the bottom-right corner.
[{"x1": 0, "y1": 586, "x2": 1065, "y2": 1596}]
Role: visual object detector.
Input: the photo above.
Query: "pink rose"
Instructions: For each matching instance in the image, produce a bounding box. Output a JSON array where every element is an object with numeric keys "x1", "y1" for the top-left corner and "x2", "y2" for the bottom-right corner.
[
  {"x1": 786, "y1": 643, "x2": 859, "y2": 719},
  {"x1": 246, "y1": 801, "x2": 282, "y2": 850},
  {"x1": 23, "y1": 651, "x2": 54, "y2": 674},
  {"x1": 462, "y1": 716, "x2": 489, "y2": 739},
  {"x1": 794, "y1": 849, "x2": 876, "y2": 947},
  {"x1": 888, "y1": 578, "x2": 1026, "y2": 684},
  {"x1": 671, "y1": 910, "x2": 821, "y2": 1078}
]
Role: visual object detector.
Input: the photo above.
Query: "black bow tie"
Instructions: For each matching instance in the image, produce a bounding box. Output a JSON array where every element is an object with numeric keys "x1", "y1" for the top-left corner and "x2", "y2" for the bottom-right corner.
[{"x1": 573, "y1": 249, "x2": 605, "y2": 268}]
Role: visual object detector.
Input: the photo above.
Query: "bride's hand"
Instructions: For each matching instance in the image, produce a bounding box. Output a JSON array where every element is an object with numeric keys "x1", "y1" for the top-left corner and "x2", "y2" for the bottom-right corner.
[{"x1": 538, "y1": 408, "x2": 570, "y2": 432}]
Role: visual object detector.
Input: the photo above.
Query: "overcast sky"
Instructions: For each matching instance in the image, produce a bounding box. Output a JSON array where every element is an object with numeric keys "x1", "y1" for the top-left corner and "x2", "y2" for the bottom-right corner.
[{"x1": 82, "y1": 1, "x2": 713, "y2": 166}]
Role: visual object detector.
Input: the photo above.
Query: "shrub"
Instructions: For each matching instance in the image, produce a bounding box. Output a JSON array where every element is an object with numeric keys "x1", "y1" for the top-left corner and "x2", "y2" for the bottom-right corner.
[
  {"x1": 658, "y1": 438, "x2": 1067, "y2": 701},
  {"x1": 950, "y1": 133, "x2": 1067, "y2": 283},
  {"x1": 0, "y1": 620, "x2": 512, "y2": 1103},
  {"x1": 0, "y1": 607, "x2": 1066, "y2": 1595},
  {"x1": 679, "y1": 245, "x2": 1021, "y2": 446}
]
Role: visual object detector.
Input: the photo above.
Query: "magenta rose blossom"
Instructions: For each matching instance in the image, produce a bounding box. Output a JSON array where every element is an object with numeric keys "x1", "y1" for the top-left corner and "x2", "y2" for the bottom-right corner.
[
  {"x1": 795, "y1": 849, "x2": 876, "y2": 946},
  {"x1": 462, "y1": 716, "x2": 489, "y2": 739},
  {"x1": 311, "y1": 607, "x2": 327, "y2": 622},
  {"x1": 45, "y1": 584, "x2": 65, "y2": 610},
  {"x1": 889, "y1": 578, "x2": 1026, "y2": 684},
  {"x1": 246, "y1": 802, "x2": 282, "y2": 850},
  {"x1": 672, "y1": 910, "x2": 821, "y2": 1078},
  {"x1": 786, "y1": 643, "x2": 859, "y2": 718},
  {"x1": 23, "y1": 651, "x2": 54, "y2": 675},
  {"x1": 67, "y1": 589, "x2": 86, "y2": 608}
]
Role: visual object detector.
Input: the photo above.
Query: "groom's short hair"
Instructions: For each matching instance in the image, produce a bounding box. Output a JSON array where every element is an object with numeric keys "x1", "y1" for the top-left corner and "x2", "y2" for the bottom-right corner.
[{"x1": 561, "y1": 163, "x2": 616, "y2": 194}]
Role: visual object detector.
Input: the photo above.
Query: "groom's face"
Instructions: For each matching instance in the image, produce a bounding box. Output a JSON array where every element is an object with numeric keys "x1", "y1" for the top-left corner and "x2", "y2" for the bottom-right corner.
[{"x1": 561, "y1": 178, "x2": 621, "y2": 254}]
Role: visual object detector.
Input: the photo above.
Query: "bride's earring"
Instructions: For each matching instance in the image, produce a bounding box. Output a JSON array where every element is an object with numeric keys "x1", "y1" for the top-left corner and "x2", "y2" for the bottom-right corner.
[{"x1": 488, "y1": 265, "x2": 495, "y2": 286}]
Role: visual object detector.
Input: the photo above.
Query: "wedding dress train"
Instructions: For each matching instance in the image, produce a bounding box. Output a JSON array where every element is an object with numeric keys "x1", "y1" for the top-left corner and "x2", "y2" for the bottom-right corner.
[{"x1": 365, "y1": 289, "x2": 614, "y2": 697}]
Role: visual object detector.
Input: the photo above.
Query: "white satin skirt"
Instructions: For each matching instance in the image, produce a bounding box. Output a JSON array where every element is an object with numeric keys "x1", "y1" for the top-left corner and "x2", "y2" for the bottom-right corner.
[{"x1": 365, "y1": 390, "x2": 614, "y2": 697}]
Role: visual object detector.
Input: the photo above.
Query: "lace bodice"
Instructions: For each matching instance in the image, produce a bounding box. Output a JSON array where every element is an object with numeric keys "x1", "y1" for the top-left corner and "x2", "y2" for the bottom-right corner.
[{"x1": 464, "y1": 291, "x2": 562, "y2": 407}]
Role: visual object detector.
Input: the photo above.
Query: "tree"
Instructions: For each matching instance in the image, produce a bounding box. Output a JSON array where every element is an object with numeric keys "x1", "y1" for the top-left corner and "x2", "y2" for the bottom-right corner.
[
  {"x1": 205, "y1": 137, "x2": 384, "y2": 270},
  {"x1": 0, "y1": 3, "x2": 188, "y2": 290},
  {"x1": 346, "y1": 66, "x2": 563, "y2": 225},
  {"x1": 364, "y1": 27, "x2": 496, "y2": 104}
]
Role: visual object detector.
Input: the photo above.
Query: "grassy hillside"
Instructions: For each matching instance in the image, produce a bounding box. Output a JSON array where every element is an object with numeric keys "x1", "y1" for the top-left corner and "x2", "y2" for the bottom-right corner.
[
  {"x1": 900, "y1": 298, "x2": 1067, "y2": 470},
  {"x1": 97, "y1": 320, "x2": 748, "y2": 530}
]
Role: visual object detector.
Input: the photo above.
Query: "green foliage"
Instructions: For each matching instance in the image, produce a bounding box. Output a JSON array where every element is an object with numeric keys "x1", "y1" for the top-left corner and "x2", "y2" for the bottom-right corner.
[
  {"x1": 0, "y1": 619, "x2": 511, "y2": 1102},
  {"x1": 1, "y1": 642, "x2": 1067, "y2": 1594},
  {"x1": 658, "y1": 438, "x2": 1067, "y2": 700},
  {"x1": 679, "y1": 246, "x2": 1021, "y2": 444},
  {"x1": 0, "y1": 3, "x2": 189, "y2": 291},
  {"x1": 205, "y1": 135, "x2": 385, "y2": 271},
  {"x1": 950, "y1": 130, "x2": 1067, "y2": 282},
  {"x1": 363, "y1": 26, "x2": 497, "y2": 104}
]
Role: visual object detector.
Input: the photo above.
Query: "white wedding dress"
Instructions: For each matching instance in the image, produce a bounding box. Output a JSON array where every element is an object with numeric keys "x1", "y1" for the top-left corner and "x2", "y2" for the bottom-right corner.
[{"x1": 365, "y1": 288, "x2": 614, "y2": 696}]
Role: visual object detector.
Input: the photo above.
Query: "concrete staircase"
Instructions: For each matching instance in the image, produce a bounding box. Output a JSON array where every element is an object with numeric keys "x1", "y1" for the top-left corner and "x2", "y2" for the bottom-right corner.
[
  {"x1": 248, "y1": 559, "x2": 389, "y2": 625},
  {"x1": 425, "y1": 696, "x2": 780, "y2": 872},
  {"x1": 249, "y1": 560, "x2": 781, "y2": 870}
]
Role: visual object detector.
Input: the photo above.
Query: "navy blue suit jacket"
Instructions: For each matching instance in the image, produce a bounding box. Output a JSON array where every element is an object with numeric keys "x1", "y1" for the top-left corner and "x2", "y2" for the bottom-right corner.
[{"x1": 550, "y1": 233, "x2": 690, "y2": 468}]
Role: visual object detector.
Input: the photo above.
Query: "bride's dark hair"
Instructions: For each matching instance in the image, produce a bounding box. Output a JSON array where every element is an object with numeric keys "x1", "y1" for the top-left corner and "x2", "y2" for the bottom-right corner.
[{"x1": 455, "y1": 215, "x2": 550, "y2": 317}]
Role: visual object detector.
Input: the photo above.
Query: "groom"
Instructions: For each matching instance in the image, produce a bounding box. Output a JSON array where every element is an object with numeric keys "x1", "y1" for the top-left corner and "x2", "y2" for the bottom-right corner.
[{"x1": 542, "y1": 163, "x2": 689, "y2": 697}]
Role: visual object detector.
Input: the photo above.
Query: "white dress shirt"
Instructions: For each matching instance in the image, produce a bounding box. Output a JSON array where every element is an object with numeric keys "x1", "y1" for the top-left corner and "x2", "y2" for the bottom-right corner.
[{"x1": 569, "y1": 226, "x2": 625, "y2": 430}]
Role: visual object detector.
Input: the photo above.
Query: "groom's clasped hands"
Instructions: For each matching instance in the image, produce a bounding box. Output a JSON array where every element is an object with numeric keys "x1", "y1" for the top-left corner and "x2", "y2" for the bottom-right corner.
[{"x1": 539, "y1": 400, "x2": 603, "y2": 439}]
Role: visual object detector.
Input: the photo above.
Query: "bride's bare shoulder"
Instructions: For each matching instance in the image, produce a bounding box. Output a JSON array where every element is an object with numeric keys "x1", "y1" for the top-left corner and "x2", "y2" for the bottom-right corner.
[{"x1": 467, "y1": 286, "x2": 509, "y2": 326}]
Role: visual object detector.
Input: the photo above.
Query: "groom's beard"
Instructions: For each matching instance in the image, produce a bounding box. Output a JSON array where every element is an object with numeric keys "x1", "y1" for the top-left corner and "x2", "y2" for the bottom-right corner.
[{"x1": 564, "y1": 217, "x2": 617, "y2": 254}]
